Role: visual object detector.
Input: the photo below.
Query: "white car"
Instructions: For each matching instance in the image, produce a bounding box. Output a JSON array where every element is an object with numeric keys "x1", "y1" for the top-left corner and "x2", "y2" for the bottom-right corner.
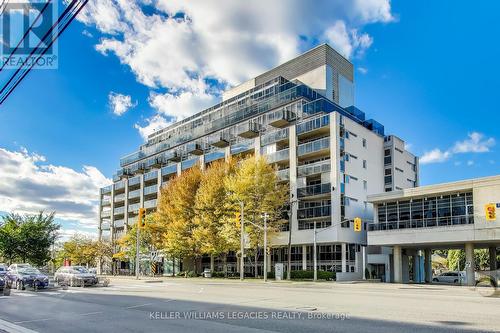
[{"x1": 432, "y1": 271, "x2": 465, "y2": 284}]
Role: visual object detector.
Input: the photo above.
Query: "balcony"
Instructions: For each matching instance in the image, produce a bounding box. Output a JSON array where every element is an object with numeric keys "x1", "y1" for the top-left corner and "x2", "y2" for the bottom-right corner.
[
  {"x1": 297, "y1": 183, "x2": 332, "y2": 198},
  {"x1": 237, "y1": 122, "x2": 261, "y2": 139},
  {"x1": 231, "y1": 141, "x2": 254, "y2": 155},
  {"x1": 114, "y1": 180, "x2": 125, "y2": 191},
  {"x1": 148, "y1": 155, "x2": 167, "y2": 168},
  {"x1": 113, "y1": 206, "x2": 125, "y2": 216},
  {"x1": 128, "y1": 189, "x2": 140, "y2": 200},
  {"x1": 101, "y1": 197, "x2": 111, "y2": 206},
  {"x1": 267, "y1": 109, "x2": 295, "y2": 128},
  {"x1": 297, "y1": 206, "x2": 331, "y2": 219},
  {"x1": 181, "y1": 157, "x2": 199, "y2": 170},
  {"x1": 161, "y1": 164, "x2": 177, "y2": 176},
  {"x1": 167, "y1": 151, "x2": 182, "y2": 163},
  {"x1": 297, "y1": 137, "x2": 330, "y2": 158},
  {"x1": 101, "y1": 185, "x2": 112, "y2": 195},
  {"x1": 276, "y1": 168, "x2": 290, "y2": 182},
  {"x1": 144, "y1": 199, "x2": 157, "y2": 209},
  {"x1": 205, "y1": 150, "x2": 225, "y2": 163},
  {"x1": 144, "y1": 184, "x2": 158, "y2": 196},
  {"x1": 128, "y1": 203, "x2": 140, "y2": 213},
  {"x1": 296, "y1": 115, "x2": 329, "y2": 138},
  {"x1": 114, "y1": 219, "x2": 125, "y2": 228},
  {"x1": 187, "y1": 142, "x2": 204, "y2": 155},
  {"x1": 260, "y1": 128, "x2": 289, "y2": 146},
  {"x1": 128, "y1": 176, "x2": 140, "y2": 187},
  {"x1": 144, "y1": 170, "x2": 158, "y2": 182},
  {"x1": 210, "y1": 134, "x2": 231, "y2": 148},
  {"x1": 100, "y1": 222, "x2": 110, "y2": 231},
  {"x1": 297, "y1": 159, "x2": 331, "y2": 177},
  {"x1": 101, "y1": 210, "x2": 111, "y2": 218},
  {"x1": 113, "y1": 194, "x2": 125, "y2": 203},
  {"x1": 265, "y1": 148, "x2": 289, "y2": 164}
]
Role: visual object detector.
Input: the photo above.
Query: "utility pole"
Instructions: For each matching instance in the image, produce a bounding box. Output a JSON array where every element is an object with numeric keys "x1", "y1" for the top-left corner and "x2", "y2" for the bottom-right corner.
[
  {"x1": 313, "y1": 221, "x2": 317, "y2": 281},
  {"x1": 263, "y1": 212, "x2": 268, "y2": 282},
  {"x1": 240, "y1": 201, "x2": 245, "y2": 281}
]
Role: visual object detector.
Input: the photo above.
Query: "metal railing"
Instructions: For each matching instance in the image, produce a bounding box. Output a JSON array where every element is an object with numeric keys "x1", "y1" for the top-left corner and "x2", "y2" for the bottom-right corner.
[
  {"x1": 297, "y1": 206, "x2": 331, "y2": 219},
  {"x1": 368, "y1": 215, "x2": 474, "y2": 231}
]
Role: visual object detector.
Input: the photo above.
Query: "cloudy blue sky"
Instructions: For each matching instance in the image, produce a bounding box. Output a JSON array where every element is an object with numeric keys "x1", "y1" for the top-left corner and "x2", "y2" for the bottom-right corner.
[{"x1": 0, "y1": 0, "x2": 498, "y2": 237}]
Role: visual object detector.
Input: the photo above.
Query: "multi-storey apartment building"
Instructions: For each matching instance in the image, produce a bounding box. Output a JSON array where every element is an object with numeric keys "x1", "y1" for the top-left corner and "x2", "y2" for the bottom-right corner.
[{"x1": 98, "y1": 44, "x2": 418, "y2": 277}]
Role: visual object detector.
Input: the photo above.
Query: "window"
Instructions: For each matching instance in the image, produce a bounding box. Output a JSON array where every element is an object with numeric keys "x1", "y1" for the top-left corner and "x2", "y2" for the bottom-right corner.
[
  {"x1": 348, "y1": 131, "x2": 358, "y2": 138},
  {"x1": 344, "y1": 174, "x2": 350, "y2": 183},
  {"x1": 395, "y1": 167, "x2": 403, "y2": 173},
  {"x1": 362, "y1": 160, "x2": 367, "y2": 169},
  {"x1": 362, "y1": 138, "x2": 367, "y2": 148},
  {"x1": 385, "y1": 168, "x2": 392, "y2": 175},
  {"x1": 345, "y1": 154, "x2": 350, "y2": 162},
  {"x1": 384, "y1": 149, "x2": 391, "y2": 156},
  {"x1": 345, "y1": 131, "x2": 350, "y2": 139},
  {"x1": 363, "y1": 180, "x2": 367, "y2": 190},
  {"x1": 350, "y1": 176, "x2": 358, "y2": 181},
  {"x1": 395, "y1": 147, "x2": 404, "y2": 153}
]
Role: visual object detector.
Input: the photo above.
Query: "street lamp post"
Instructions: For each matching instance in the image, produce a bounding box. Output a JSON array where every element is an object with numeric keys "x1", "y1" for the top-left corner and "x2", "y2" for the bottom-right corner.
[
  {"x1": 240, "y1": 201, "x2": 244, "y2": 281},
  {"x1": 263, "y1": 212, "x2": 268, "y2": 283},
  {"x1": 287, "y1": 198, "x2": 299, "y2": 280},
  {"x1": 313, "y1": 221, "x2": 318, "y2": 281}
]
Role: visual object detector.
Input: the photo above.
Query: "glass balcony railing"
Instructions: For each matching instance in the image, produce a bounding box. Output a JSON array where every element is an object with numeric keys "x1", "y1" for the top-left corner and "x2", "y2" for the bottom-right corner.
[
  {"x1": 128, "y1": 176, "x2": 141, "y2": 187},
  {"x1": 144, "y1": 184, "x2": 158, "y2": 196},
  {"x1": 114, "y1": 181, "x2": 125, "y2": 191},
  {"x1": 297, "y1": 159, "x2": 331, "y2": 177},
  {"x1": 128, "y1": 189, "x2": 140, "y2": 199},
  {"x1": 267, "y1": 109, "x2": 295, "y2": 128},
  {"x1": 114, "y1": 219, "x2": 125, "y2": 228},
  {"x1": 101, "y1": 198, "x2": 111, "y2": 206},
  {"x1": 276, "y1": 168, "x2": 290, "y2": 181},
  {"x1": 296, "y1": 115, "x2": 329, "y2": 135},
  {"x1": 205, "y1": 150, "x2": 225, "y2": 163},
  {"x1": 100, "y1": 222, "x2": 111, "y2": 230},
  {"x1": 144, "y1": 170, "x2": 158, "y2": 182},
  {"x1": 265, "y1": 148, "x2": 289, "y2": 164},
  {"x1": 128, "y1": 203, "x2": 140, "y2": 213},
  {"x1": 144, "y1": 199, "x2": 157, "y2": 209},
  {"x1": 161, "y1": 164, "x2": 177, "y2": 176},
  {"x1": 101, "y1": 185, "x2": 112, "y2": 194},
  {"x1": 297, "y1": 206, "x2": 331, "y2": 219},
  {"x1": 113, "y1": 206, "x2": 125, "y2": 215},
  {"x1": 181, "y1": 157, "x2": 199, "y2": 170},
  {"x1": 101, "y1": 210, "x2": 111, "y2": 218},
  {"x1": 260, "y1": 128, "x2": 289, "y2": 146},
  {"x1": 297, "y1": 137, "x2": 330, "y2": 157},
  {"x1": 231, "y1": 141, "x2": 254, "y2": 155},
  {"x1": 368, "y1": 216, "x2": 474, "y2": 231},
  {"x1": 113, "y1": 194, "x2": 125, "y2": 203},
  {"x1": 297, "y1": 183, "x2": 332, "y2": 198}
]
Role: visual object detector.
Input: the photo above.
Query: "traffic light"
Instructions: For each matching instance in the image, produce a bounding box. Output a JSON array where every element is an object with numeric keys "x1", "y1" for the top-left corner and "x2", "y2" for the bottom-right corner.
[
  {"x1": 138, "y1": 208, "x2": 146, "y2": 228},
  {"x1": 354, "y1": 217, "x2": 362, "y2": 232},
  {"x1": 485, "y1": 203, "x2": 496, "y2": 221}
]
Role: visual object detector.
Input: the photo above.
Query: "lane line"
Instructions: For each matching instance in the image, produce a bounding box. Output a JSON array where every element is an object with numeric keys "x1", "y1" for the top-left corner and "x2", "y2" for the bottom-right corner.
[
  {"x1": 14, "y1": 318, "x2": 51, "y2": 324},
  {"x1": 0, "y1": 318, "x2": 38, "y2": 333},
  {"x1": 79, "y1": 311, "x2": 103, "y2": 316},
  {"x1": 125, "y1": 303, "x2": 153, "y2": 309}
]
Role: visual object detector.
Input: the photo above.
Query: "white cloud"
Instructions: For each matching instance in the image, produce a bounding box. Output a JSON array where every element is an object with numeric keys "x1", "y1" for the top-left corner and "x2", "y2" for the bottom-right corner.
[
  {"x1": 0, "y1": 147, "x2": 111, "y2": 228},
  {"x1": 134, "y1": 114, "x2": 172, "y2": 141},
  {"x1": 108, "y1": 92, "x2": 136, "y2": 116},
  {"x1": 420, "y1": 132, "x2": 496, "y2": 165},
  {"x1": 77, "y1": 0, "x2": 394, "y2": 139},
  {"x1": 358, "y1": 67, "x2": 368, "y2": 74},
  {"x1": 467, "y1": 160, "x2": 474, "y2": 166}
]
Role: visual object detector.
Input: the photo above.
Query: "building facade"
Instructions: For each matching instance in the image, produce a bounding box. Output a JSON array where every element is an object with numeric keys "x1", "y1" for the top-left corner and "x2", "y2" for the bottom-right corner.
[
  {"x1": 367, "y1": 175, "x2": 500, "y2": 285},
  {"x1": 98, "y1": 44, "x2": 418, "y2": 276}
]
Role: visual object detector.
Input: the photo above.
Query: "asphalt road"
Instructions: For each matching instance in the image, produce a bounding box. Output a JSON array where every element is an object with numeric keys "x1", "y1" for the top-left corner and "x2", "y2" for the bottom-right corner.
[{"x1": 0, "y1": 278, "x2": 499, "y2": 333}]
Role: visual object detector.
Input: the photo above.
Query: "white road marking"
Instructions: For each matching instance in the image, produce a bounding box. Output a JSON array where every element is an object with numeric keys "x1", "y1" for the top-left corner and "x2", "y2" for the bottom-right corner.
[
  {"x1": 16, "y1": 293, "x2": 36, "y2": 297},
  {"x1": 0, "y1": 318, "x2": 39, "y2": 333},
  {"x1": 79, "y1": 311, "x2": 103, "y2": 316},
  {"x1": 125, "y1": 303, "x2": 153, "y2": 309},
  {"x1": 14, "y1": 318, "x2": 51, "y2": 324},
  {"x1": 38, "y1": 291, "x2": 61, "y2": 295}
]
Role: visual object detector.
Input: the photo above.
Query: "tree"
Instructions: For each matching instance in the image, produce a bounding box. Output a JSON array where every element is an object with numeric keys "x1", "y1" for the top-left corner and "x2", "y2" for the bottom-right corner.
[
  {"x1": 0, "y1": 211, "x2": 59, "y2": 266},
  {"x1": 155, "y1": 166, "x2": 203, "y2": 272},
  {"x1": 193, "y1": 159, "x2": 237, "y2": 274},
  {"x1": 225, "y1": 156, "x2": 288, "y2": 277},
  {"x1": 447, "y1": 249, "x2": 491, "y2": 271},
  {"x1": 59, "y1": 234, "x2": 109, "y2": 268}
]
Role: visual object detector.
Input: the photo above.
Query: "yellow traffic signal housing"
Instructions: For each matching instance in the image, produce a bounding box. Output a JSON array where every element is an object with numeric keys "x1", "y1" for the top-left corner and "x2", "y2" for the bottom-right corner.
[
  {"x1": 354, "y1": 217, "x2": 362, "y2": 232},
  {"x1": 485, "y1": 203, "x2": 496, "y2": 221},
  {"x1": 138, "y1": 208, "x2": 146, "y2": 228}
]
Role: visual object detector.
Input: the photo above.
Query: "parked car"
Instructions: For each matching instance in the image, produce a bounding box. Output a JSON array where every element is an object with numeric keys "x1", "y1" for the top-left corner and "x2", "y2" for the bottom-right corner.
[
  {"x1": 0, "y1": 264, "x2": 7, "y2": 277},
  {"x1": 6, "y1": 266, "x2": 49, "y2": 290},
  {"x1": 54, "y1": 266, "x2": 98, "y2": 287},
  {"x1": 475, "y1": 270, "x2": 499, "y2": 297},
  {"x1": 432, "y1": 271, "x2": 465, "y2": 284},
  {"x1": 0, "y1": 276, "x2": 5, "y2": 292}
]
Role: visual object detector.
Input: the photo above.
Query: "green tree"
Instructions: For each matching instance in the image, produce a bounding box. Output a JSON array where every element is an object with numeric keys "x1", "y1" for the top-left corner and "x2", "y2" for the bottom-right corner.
[
  {"x1": 0, "y1": 211, "x2": 59, "y2": 266},
  {"x1": 225, "y1": 156, "x2": 288, "y2": 277},
  {"x1": 447, "y1": 249, "x2": 491, "y2": 271}
]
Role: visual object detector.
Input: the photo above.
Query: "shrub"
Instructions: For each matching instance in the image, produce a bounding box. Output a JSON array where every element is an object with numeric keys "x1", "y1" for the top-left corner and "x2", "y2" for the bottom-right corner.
[{"x1": 290, "y1": 270, "x2": 335, "y2": 280}]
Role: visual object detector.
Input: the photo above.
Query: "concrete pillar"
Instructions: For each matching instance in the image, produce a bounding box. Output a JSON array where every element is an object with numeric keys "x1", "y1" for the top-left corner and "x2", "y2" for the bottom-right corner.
[
  {"x1": 489, "y1": 247, "x2": 497, "y2": 270},
  {"x1": 413, "y1": 254, "x2": 419, "y2": 282},
  {"x1": 402, "y1": 254, "x2": 410, "y2": 283},
  {"x1": 424, "y1": 249, "x2": 432, "y2": 283},
  {"x1": 302, "y1": 245, "x2": 307, "y2": 270},
  {"x1": 465, "y1": 243, "x2": 475, "y2": 286},
  {"x1": 393, "y1": 245, "x2": 402, "y2": 283},
  {"x1": 362, "y1": 246, "x2": 367, "y2": 279},
  {"x1": 266, "y1": 253, "x2": 271, "y2": 272},
  {"x1": 341, "y1": 243, "x2": 347, "y2": 273}
]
